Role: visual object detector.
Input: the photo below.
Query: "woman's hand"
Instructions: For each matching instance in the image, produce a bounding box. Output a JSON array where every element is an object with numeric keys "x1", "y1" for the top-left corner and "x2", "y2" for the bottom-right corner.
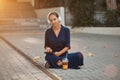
[
  {"x1": 45, "y1": 47, "x2": 52, "y2": 53},
  {"x1": 54, "y1": 47, "x2": 69, "y2": 56},
  {"x1": 54, "y1": 52, "x2": 61, "y2": 56}
]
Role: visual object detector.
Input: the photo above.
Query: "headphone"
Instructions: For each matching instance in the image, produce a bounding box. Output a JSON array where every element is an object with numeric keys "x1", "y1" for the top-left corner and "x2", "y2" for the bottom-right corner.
[{"x1": 47, "y1": 11, "x2": 62, "y2": 24}]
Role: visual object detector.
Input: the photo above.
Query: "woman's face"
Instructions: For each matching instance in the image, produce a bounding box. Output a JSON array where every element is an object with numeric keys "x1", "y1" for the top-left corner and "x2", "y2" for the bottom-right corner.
[{"x1": 49, "y1": 14, "x2": 60, "y2": 27}]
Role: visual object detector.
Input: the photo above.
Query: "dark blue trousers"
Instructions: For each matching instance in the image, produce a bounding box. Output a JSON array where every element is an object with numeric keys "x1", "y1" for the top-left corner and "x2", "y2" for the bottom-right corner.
[{"x1": 45, "y1": 52, "x2": 84, "y2": 69}]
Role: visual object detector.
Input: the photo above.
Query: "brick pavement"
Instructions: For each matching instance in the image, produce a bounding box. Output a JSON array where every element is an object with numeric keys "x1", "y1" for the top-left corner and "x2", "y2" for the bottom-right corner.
[
  {"x1": 1, "y1": 32, "x2": 120, "y2": 80},
  {"x1": 0, "y1": 38, "x2": 53, "y2": 80}
]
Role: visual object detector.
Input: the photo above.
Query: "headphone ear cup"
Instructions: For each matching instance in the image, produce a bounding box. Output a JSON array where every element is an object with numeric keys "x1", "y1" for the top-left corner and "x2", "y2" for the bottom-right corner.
[
  {"x1": 58, "y1": 16, "x2": 62, "y2": 22},
  {"x1": 47, "y1": 12, "x2": 51, "y2": 24},
  {"x1": 47, "y1": 19, "x2": 50, "y2": 24}
]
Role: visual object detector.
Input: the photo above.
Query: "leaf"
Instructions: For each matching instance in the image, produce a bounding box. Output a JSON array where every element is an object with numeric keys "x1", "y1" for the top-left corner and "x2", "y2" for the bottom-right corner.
[
  {"x1": 32, "y1": 56, "x2": 40, "y2": 62},
  {"x1": 87, "y1": 52, "x2": 95, "y2": 57}
]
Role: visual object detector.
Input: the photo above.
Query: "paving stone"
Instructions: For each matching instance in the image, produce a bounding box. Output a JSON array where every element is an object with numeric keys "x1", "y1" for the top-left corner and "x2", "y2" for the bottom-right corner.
[{"x1": 0, "y1": 38, "x2": 52, "y2": 80}]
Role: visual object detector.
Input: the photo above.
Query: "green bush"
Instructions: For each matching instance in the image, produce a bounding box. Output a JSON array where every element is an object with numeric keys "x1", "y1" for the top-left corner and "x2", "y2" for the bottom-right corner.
[
  {"x1": 67, "y1": 0, "x2": 94, "y2": 27},
  {"x1": 106, "y1": 10, "x2": 119, "y2": 27}
]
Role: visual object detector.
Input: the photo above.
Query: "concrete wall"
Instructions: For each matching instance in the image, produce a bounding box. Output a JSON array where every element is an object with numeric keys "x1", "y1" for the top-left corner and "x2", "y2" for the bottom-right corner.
[
  {"x1": 17, "y1": 0, "x2": 34, "y2": 6},
  {"x1": 35, "y1": 7, "x2": 65, "y2": 25},
  {"x1": 71, "y1": 27, "x2": 120, "y2": 36}
]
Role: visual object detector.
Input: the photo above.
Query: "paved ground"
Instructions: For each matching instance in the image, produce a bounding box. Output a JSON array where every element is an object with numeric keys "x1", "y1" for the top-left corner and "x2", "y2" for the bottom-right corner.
[
  {"x1": 0, "y1": 37, "x2": 53, "y2": 80},
  {"x1": 0, "y1": 32, "x2": 120, "y2": 80}
]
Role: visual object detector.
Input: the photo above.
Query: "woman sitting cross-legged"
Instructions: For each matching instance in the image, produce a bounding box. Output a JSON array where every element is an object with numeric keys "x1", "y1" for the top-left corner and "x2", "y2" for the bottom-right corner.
[{"x1": 44, "y1": 11, "x2": 84, "y2": 69}]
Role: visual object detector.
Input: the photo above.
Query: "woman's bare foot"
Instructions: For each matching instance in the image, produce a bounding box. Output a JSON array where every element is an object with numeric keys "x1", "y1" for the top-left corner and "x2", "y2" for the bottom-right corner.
[{"x1": 57, "y1": 60, "x2": 62, "y2": 66}]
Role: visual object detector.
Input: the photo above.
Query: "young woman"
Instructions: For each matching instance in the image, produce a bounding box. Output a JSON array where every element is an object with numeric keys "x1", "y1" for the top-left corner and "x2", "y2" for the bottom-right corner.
[{"x1": 44, "y1": 11, "x2": 84, "y2": 69}]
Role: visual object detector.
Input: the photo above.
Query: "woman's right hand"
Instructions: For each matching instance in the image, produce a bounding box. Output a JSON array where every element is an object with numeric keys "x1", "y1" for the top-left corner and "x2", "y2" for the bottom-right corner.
[{"x1": 45, "y1": 47, "x2": 52, "y2": 53}]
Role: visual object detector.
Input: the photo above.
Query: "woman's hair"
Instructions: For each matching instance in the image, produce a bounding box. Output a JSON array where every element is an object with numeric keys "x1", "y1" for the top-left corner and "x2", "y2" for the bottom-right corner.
[{"x1": 47, "y1": 11, "x2": 61, "y2": 23}]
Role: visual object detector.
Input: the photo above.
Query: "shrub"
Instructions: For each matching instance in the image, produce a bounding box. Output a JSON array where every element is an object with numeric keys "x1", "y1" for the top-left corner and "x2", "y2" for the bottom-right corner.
[
  {"x1": 106, "y1": 10, "x2": 119, "y2": 27},
  {"x1": 67, "y1": 0, "x2": 94, "y2": 27}
]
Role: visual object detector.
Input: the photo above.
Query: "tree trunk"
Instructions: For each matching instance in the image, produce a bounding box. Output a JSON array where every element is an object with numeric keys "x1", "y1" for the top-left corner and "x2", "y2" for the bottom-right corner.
[{"x1": 106, "y1": 0, "x2": 117, "y2": 10}]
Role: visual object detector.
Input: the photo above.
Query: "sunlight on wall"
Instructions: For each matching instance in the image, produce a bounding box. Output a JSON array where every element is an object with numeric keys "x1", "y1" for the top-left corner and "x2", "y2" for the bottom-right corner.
[
  {"x1": 0, "y1": 0, "x2": 4, "y2": 10},
  {"x1": 0, "y1": 0, "x2": 12, "y2": 10}
]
